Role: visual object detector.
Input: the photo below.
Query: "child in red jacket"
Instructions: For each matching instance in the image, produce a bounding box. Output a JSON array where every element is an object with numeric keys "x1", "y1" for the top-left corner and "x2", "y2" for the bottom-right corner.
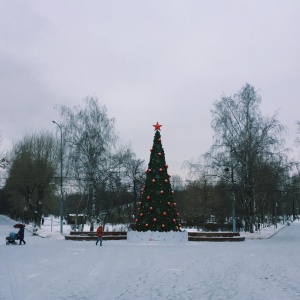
[{"x1": 96, "y1": 224, "x2": 103, "y2": 246}]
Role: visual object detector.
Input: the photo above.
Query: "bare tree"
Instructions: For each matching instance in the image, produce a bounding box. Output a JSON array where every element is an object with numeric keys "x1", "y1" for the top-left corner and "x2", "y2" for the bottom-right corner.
[
  {"x1": 204, "y1": 84, "x2": 288, "y2": 232},
  {"x1": 59, "y1": 97, "x2": 130, "y2": 230}
]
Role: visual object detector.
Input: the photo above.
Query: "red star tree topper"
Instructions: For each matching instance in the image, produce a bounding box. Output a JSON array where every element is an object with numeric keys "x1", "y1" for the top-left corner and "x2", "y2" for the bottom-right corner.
[
  {"x1": 136, "y1": 123, "x2": 181, "y2": 232},
  {"x1": 153, "y1": 122, "x2": 162, "y2": 131}
]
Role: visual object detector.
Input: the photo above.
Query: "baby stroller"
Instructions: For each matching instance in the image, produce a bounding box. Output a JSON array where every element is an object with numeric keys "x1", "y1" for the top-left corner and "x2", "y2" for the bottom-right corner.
[{"x1": 6, "y1": 232, "x2": 19, "y2": 245}]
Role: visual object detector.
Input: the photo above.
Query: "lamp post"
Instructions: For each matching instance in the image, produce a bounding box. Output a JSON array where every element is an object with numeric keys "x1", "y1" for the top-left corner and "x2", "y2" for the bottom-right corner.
[
  {"x1": 225, "y1": 165, "x2": 236, "y2": 233},
  {"x1": 230, "y1": 166, "x2": 237, "y2": 233},
  {"x1": 52, "y1": 120, "x2": 63, "y2": 234}
]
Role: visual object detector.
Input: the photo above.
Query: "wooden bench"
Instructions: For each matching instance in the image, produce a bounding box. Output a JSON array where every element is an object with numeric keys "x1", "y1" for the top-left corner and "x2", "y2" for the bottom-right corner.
[
  {"x1": 65, "y1": 231, "x2": 127, "y2": 241},
  {"x1": 188, "y1": 231, "x2": 245, "y2": 242}
]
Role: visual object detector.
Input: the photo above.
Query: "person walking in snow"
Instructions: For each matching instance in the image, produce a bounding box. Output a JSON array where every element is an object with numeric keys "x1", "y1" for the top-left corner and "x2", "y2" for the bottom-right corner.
[
  {"x1": 18, "y1": 226, "x2": 26, "y2": 245},
  {"x1": 96, "y1": 224, "x2": 103, "y2": 246}
]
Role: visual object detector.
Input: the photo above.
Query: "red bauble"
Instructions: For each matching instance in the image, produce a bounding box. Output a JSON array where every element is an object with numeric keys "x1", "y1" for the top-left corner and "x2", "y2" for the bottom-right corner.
[
  {"x1": 158, "y1": 152, "x2": 162, "y2": 156},
  {"x1": 173, "y1": 219, "x2": 176, "y2": 222},
  {"x1": 147, "y1": 196, "x2": 151, "y2": 200},
  {"x1": 153, "y1": 218, "x2": 157, "y2": 222},
  {"x1": 138, "y1": 201, "x2": 141, "y2": 205},
  {"x1": 150, "y1": 149, "x2": 152, "y2": 152},
  {"x1": 160, "y1": 191, "x2": 164, "y2": 194},
  {"x1": 152, "y1": 179, "x2": 156, "y2": 183},
  {"x1": 159, "y1": 168, "x2": 163, "y2": 172},
  {"x1": 139, "y1": 213, "x2": 143, "y2": 217},
  {"x1": 179, "y1": 224, "x2": 182, "y2": 227},
  {"x1": 163, "y1": 212, "x2": 166, "y2": 216},
  {"x1": 158, "y1": 138, "x2": 161, "y2": 142},
  {"x1": 147, "y1": 169, "x2": 151, "y2": 173},
  {"x1": 135, "y1": 219, "x2": 138, "y2": 223},
  {"x1": 145, "y1": 224, "x2": 149, "y2": 227},
  {"x1": 168, "y1": 175, "x2": 171, "y2": 178},
  {"x1": 167, "y1": 202, "x2": 170, "y2": 205},
  {"x1": 173, "y1": 203, "x2": 177, "y2": 206},
  {"x1": 164, "y1": 179, "x2": 168, "y2": 183},
  {"x1": 176, "y1": 213, "x2": 180, "y2": 216},
  {"x1": 165, "y1": 164, "x2": 168, "y2": 168},
  {"x1": 150, "y1": 207, "x2": 153, "y2": 211},
  {"x1": 161, "y1": 224, "x2": 165, "y2": 228}
]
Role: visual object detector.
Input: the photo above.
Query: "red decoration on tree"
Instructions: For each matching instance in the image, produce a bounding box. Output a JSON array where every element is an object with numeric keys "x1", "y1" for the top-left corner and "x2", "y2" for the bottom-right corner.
[
  {"x1": 153, "y1": 122, "x2": 162, "y2": 131},
  {"x1": 159, "y1": 168, "x2": 163, "y2": 172},
  {"x1": 164, "y1": 179, "x2": 168, "y2": 183},
  {"x1": 160, "y1": 191, "x2": 164, "y2": 194},
  {"x1": 158, "y1": 152, "x2": 162, "y2": 156},
  {"x1": 152, "y1": 179, "x2": 156, "y2": 183},
  {"x1": 153, "y1": 218, "x2": 157, "y2": 222},
  {"x1": 147, "y1": 196, "x2": 151, "y2": 200}
]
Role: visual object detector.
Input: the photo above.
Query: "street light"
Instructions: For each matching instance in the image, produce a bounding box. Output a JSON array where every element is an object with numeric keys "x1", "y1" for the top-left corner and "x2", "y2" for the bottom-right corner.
[
  {"x1": 225, "y1": 166, "x2": 236, "y2": 233},
  {"x1": 52, "y1": 120, "x2": 63, "y2": 234}
]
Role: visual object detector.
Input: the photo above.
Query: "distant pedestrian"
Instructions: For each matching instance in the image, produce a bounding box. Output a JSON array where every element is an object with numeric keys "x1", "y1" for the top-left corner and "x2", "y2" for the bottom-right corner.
[
  {"x1": 18, "y1": 226, "x2": 26, "y2": 245},
  {"x1": 42, "y1": 217, "x2": 44, "y2": 226},
  {"x1": 96, "y1": 224, "x2": 103, "y2": 246}
]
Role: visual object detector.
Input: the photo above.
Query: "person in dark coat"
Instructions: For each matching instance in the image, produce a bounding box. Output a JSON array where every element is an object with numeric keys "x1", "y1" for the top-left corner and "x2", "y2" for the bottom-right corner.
[
  {"x1": 96, "y1": 224, "x2": 103, "y2": 246},
  {"x1": 18, "y1": 226, "x2": 26, "y2": 245}
]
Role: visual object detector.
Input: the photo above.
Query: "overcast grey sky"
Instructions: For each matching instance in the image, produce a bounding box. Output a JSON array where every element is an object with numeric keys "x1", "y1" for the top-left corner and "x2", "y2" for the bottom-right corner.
[{"x1": 1, "y1": 1, "x2": 300, "y2": 180}]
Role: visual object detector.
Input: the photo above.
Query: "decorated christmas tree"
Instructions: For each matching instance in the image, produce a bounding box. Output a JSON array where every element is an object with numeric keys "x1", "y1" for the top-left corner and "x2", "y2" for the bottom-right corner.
[{"x1": 135, "y1": 122, "x2": 181, "y2": 232}]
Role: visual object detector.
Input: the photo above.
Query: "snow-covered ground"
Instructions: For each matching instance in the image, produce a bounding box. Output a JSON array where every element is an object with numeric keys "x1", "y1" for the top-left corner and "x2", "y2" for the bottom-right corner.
[{"x1": 1, "y1": 215, "x2": 299, "y2": 300}]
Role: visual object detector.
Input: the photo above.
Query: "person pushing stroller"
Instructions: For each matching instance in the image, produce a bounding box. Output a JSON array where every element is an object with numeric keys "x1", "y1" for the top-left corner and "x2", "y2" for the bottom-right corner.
[{"x1": 18, "y1": 226, "x2": 26, "y2": 245}]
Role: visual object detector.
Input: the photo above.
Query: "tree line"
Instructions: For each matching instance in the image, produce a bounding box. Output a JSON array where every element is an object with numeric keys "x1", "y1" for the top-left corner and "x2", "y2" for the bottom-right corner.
[{"x1": 0, "y1": 84, "x2": 300, "y2": 232}]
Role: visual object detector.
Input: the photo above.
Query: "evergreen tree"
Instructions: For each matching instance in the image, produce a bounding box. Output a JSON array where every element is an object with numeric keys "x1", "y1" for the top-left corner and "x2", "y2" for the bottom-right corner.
[{"x1": 136, "y1": 123, "x2": 181, "y2": 232}]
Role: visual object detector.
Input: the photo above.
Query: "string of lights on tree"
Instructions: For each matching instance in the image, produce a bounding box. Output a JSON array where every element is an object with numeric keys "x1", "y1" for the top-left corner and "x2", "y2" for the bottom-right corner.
[{"x1": 135, "y1": 122, "x2": 181, "y2": 232}]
